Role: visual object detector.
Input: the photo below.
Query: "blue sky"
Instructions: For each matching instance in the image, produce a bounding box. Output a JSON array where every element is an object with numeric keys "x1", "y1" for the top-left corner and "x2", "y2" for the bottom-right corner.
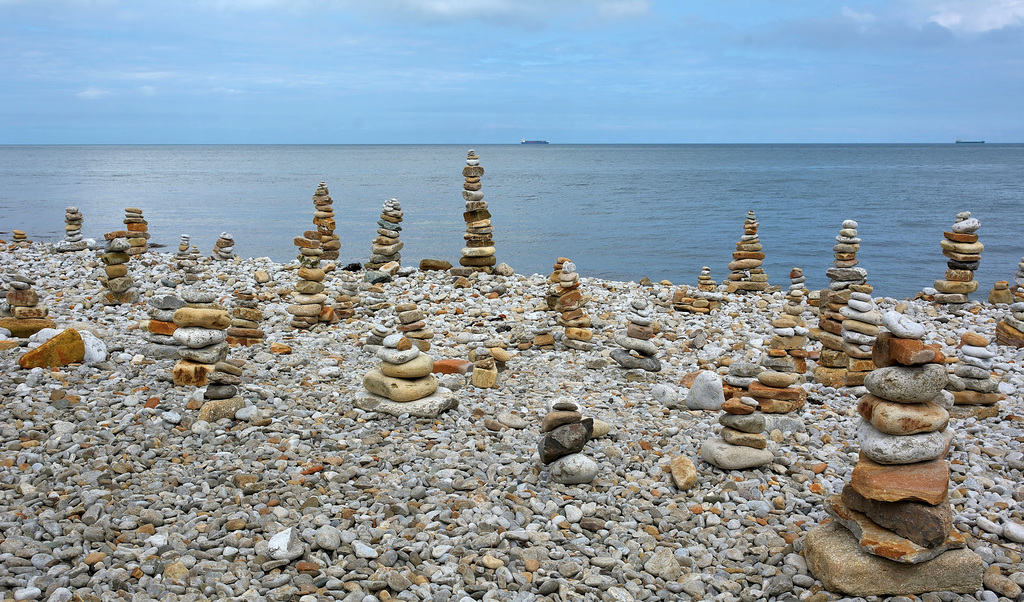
[{"x1": 1, "y1": 0, "x2": 1022, "y2": 143}]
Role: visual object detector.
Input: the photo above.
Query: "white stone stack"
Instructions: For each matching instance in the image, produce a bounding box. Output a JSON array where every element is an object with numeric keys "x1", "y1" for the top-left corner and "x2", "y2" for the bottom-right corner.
[
  {"x1": 210, "y1": 232, "x2": 235, "y2": 261},
  {"x1": 366, "y1": 198, "x2": 403, "y2": 271},
  {"x1": 56, "y1": 206, "x2": 88, "y2": 252},
  {"x1": 611, "y1": 296, "x2": 660, "y2": 371}
]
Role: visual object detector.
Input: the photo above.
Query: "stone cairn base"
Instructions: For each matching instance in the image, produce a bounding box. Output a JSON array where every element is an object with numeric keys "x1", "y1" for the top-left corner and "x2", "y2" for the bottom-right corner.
[
  {"x1": 611, "y1": 296, "x2": 660, "y2": 371},
  {"x1": 312, "y1": 183, "x2": 340, "y2": 261},
  {"x1": 752, "y1": 310, "x2": 808, "y2": 413},
  {"x1": 673, "y1": 266, "x2": 722, "y2": 314},
  {"x1": 172, "y1": 289, "x2": 231, "y2": 390},
  {"x1": 538, "y1": 400, "x2": 599, "y2": 485},
  {"x1": 0, "y1": 271, "x2": 55, "y2": 338},
  {"x1": 226, "y1": 289, "x2": 264, "y2": 346},
  {"x1": 460, "y1": 150, "x2": 497, "y2": 273},
  {"x1": 210, "y1": 232, "x2": 235, "y2": 261},
  {"x1": 356, "y1": 333, "x2": 456, "y2": 418},
  {"x1": 290, "y1": 212, "x2": 327, "y2": 329},
  {"x1": 56, "y1": 206, "x2": 88, "y2": 252},
  {"x1": 123, "y1": 207, "x2": 149, "y2": 257},
  {"x1": 725, "y1": 210, "x2": 769, "y2": 293},
  {"x1": 812, "y1": 220, "x2": 866, "y2": 388},
  {"x1": 701, "y1": 396, "x2": 773, "y2": 470},
  {"x1": 947, "y1": 332, "x2": 1001, "y2": 419},
  {"x1": 99, "y1": 235, "x2": 139, "y2": 305},
  {"x1": 932, "y1": 211, "x2": 981, "y2": 305},
  {"x1": 806, "y1": 310, "x2": 982, "y2": 597},
  {"x1": 553, "y1": 261, "x2": 593, "y2": 351},
  {"x1": 10, "y1": 229, "x2": 30, "y2": 247},
  {"x1": 333, "y1": 273, "x2": 359, "y2": 320}
]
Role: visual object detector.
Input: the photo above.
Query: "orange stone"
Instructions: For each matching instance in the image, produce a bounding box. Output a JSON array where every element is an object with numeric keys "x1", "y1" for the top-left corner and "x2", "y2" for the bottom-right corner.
[
  {"x1": 172, "y1": 359, "x2": 212, "y2": 387},
  {"x1": 148, "y1": 320, "x2": 178, "y2": 335},
  {"x1": 432, "y1": 358, "x2": 473, "y2": 375},
  {"x1": 18, "y1": 329, "x2": 85, "y2": 369},
  {"x1": 850, "y1": 454, "x2": 949, "y2": 505}
]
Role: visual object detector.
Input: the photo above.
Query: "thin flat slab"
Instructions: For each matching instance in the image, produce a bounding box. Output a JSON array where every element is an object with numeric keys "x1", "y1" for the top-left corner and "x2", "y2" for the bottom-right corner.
[
  {"x1": 825, "y1": 495, "x2": 965, "y2": 564},
  {"x1": 850, "y1": 453, "x2": 949, "y2": 505},
  {"x1": 354, "y1": 388, "x2": 457, "y2": 419},
  {"x1": 804, "y1": 521, "x2": 982, "y2": 596}
]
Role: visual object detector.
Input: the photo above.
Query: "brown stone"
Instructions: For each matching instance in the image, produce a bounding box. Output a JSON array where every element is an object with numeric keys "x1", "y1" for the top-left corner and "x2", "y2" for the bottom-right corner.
[
  {"x1": 0, "y1": 317, "x2": 57, "y2": 339},
  {"x1": 996, "y1": 321, "x2": 1024, "y2": 347},
  {"x1": 841, "y1": 484, "x2": 952, "y2": 548},
  {"x1": 959, "y1": 331, "x2": 989, "y2": 347},
  {"x1": 626, "y1": 323, "x2": 653, "y2": 340},
  {"x1": 17, "y1": 329, "x2": 85, "y2": 369},
  {"x1": 6, "y1": 289, "x2": 39, "y2": 306},
  {"x1": 748, "y1": 380, "x2": 806, "y2": 401},
  {"x1": 850, "y1": 454, "x2": 948, "y2": 505},
  {"x1": 172, "y1": 359, "x2": 212, "y2": 387},
  {"x1": 951, "y1": 390, "x2": 1001, "y2": 405},
  {"x1": 720, "y1": 426, "x2": 768, "y2": 449},
  {"x1": 148, "y1": 320, "x2": 178, "y2": 335},
  {"x1": 541, "y1": 411, "x2": 582, "y2": 433},
  {"x1": 872, "y1": 332, "x2": 938, "y2": 368},
  {"x1": 825, "y1": 495, "x2": 966, "y2": 563},
  {"x1": 173, "y1": 307, "x2": 230, "y2": 329},
  {"x1": 721, "y1": 397, "x2": 754, "y2": 415},
  {"x1": 297, "y1": 267, "x2": 326, "y2": 282},
  {"x1": 943, "y1": 231, "x2": 978, "y2": 243},
  {"x1": 670, "y1": 456, "x2": 697, "y2": 490}
]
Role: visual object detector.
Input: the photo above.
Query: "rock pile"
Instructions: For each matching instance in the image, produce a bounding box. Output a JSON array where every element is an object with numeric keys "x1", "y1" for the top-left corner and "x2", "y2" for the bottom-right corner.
[
  {"x1": 789, "y1": 267, "x2": 809, "y2": 296},
  {"x1": 698, "y1": 265, "x2": 718, "y2": 292},
  {"x1": 55, "y1": 206, "x2": 88, "y2": 252},
  {"x1": 363, "y1": 323, "x2": 393, "y2": 355},
  {"x1": 226, "y1": 289, "x2": 264, "y2": 346},
  {"x1": 611, "y1": 296, "x2": 660, "y2": 371},
  {"x1": 546, "y1": 257, "x2": 570, "y2": 310},
  {"x1": 460, "y1": 150, "x2": 497, "y2": 273},
  {"x1": 841, "y1": 290, "x2": 881, "y2": 390},
  {"x1": 751, "y1": 312, "x2": 808, "y2": 413},
  {"x1": 723, "y1": 360, "x2": 761, "y2": 398},
  {"x1": 997, "y1": 301, "x2": 1024, "y2": 347},
  {"x1": 675, "y1": 267, "x2": 722, "y2": 314},
  {"x1": 700, "y1": 396, "x2": 773, "y2": 470},
  {"x1": 395, "y1": 302, "x2": 434, "y2": 351},
  {"x1": 813, "y1": 220, "x2": 867, "y2": 388},
  {"x1": 356, "y1": 333, "x2": 456, "y2": 418},
  {"x1": 289, "y1": 224, "x2": 326, "y2": 329},
  {"x1": 123, "y1": 207, "x2": 149, "y2": 257},
  {"x1": 988, "y1": 280, "x2": 1012, "y2": 304},
  {"x1": 171, "y1": 290, "x2": 230, "y2": 390},
  {"x1": 0, "y1": 270, "x2": 55, "y2": 338},
  {"x1": 174, "y1": 235, "x2": 203, "y2": 284},
  {"x1": 366, "y1": 198, "x2": 403, "y2": 273},
  {"x1": 933, "y1": 211, "x2": 982, "y2": 305},
  {"x1": 311, "y1": 182, "x2": 340, "y2": 262},
  {"x1": 11, "y1": 229, "x2": 30, "y2": 246},
  {"x1": 210, "y1": 232, "x2": 235, "y2": 261},
  {"x1": 724, "y1": 210, "x2": 769, "y2": 293},
  {"x1": 1012, "y1": 255, "x2": 1024, "y2": 299},
  {"x1": 805, "y1": 310, "x2": 983, "y2": 597},
  {"x1": 332, "y1": 272, "x2": 360, "y2": 320},
  {"x1": 143, "y1": 288, "x2": 185, "y2": 359},
  {"x1": 947, "y1": 332, "x2": 1001, "y2": 414},
  {"x1": 553, "y1": 261, "x2": 593, "y2": 351},
  {"x1": 538, "y1": 400, "x2": 599, "y2": 485},
  {"x1": 99, "y1": 235, "x2": 139, "y2": 304}
]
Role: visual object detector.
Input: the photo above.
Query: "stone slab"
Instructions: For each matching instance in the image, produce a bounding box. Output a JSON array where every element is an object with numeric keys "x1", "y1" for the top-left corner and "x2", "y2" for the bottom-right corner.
[
  {"x1": 825, "y1": 495, "x2": 965, "y2": 564},
  {"x1": 354, "y1": 388, "x2": 457, "y2": 419}
]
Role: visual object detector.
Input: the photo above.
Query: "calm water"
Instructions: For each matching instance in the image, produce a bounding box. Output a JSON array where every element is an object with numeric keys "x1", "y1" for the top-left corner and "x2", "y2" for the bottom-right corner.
[{"x1": 1, "y1": 144, "x2": 1022, "y2": 298}]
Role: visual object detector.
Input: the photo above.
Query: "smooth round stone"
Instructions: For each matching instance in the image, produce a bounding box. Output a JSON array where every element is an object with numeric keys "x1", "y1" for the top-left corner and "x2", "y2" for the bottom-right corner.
[
  {"x1": 719, "y1": 412, "x2": 765, "y2": 434},
  {"x1": 106, "y1": 238, "x2": 130, "y2": 252},
  {"x1": 379, "y1": 353, "x2": 433, "y2": 378},
  {"x1": 377, "y1": 346, "x2": 421, "y2": 364},
  {"x1": 614, "y1": 333, "x2": 657, "y2": 356},
  {"x1": 173, "y1": 327, "x2": 227, "y2": 349},
  {"x1": 842, "y1": 219, "x2": 858, "y2": 229},
  {"x1": 700, "y1": 439, "x2": 773, "y2": 470},
  {"x1": 173, "y1": 307, "x2": 230, "y2": 329},
  {"x1": 857, "y1": 419, "x2": 953, "y2": 465},
  {"x1": 382, "y1": 333, "x2": 408, "y2": 348},
  {"x1": 960, "y1": 344, "x2": 995, "y2": 360},
  {"x1": 549, "y1": 453, "x2": 599, "y2": 484},
  {"x1": 839, "y1": 306, "x2": 882, "y2": 325},
  {"x1": 847, "y1": 298, "x2": 873, "y2": 313},
  {"x1": 881, "y1": 311, "x2": 925, "y2": 339},
  {"x1": 858, "y1": 395, "x2": 949, "y2": 435},
  {"x1": 630, "y1": 298, "x2": 648, "y2": 311},
  {"x1": 959, "y1": 354, "x2": 993, "y2": 370},
  {"x1": 865, "y1": 364, "x2": 948, "y2": 403},
  {"x1": 839, "y1": 228, "x2": 858, "y2": 238},
  {"x1": 951, "y1": 217, "x2": 980, "y2": 234},
  {"x1": 756, "y1": 371, "x2": 798, "y2": 388},
  {"x1": 685, "y1": 371, "x2": 726, "y2": 411},
  {"x1": 363, "y1": 370, "x2": 438, "y2": 402},
  {"x1": 181, "y1": 289, "x2": 217, "y2": 304}
]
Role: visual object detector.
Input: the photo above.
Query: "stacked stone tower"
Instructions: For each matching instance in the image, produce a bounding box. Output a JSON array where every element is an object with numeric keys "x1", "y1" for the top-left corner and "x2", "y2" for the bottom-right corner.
[
  {"x1": 813, "y1": 220, "x2": 868, "y2": 388},
  {"x1": 934, "y1": 211, "x2": 982, "y2": 305},
  {"x1": 611, "y1": 296, "x2": 660, "y2": 371},
  {"x1": 553, "y1": 261, "x2": 593, "y2": 351},
  {"x1": 312, "y1": 183, "x2": 340, "y2": 261},
  {"x1": 460, "y1": 150, "x2": 497, "y2": 272},
  {"x1": 56, "y1": 206, "x2": 88, "y2": 252},
  {"x1": 366, "y1": 198, "x2": 403, "y2": 271},
  {"x1": 724, "y1": 210, "x2": 769, "y2": 293}
]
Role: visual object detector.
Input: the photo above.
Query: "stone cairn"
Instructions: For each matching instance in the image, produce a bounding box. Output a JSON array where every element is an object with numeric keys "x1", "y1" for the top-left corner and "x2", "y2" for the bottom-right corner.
[
  {"x1": 226, "y1": 289, "x2": 264, "y2": 346},
  {"x1": 99, "y1": 235, "x2": 139, "y2": 304},
  {"x1": 0, "y1": 270, "x2": 55, "y2": 338},
  {"x1": 806, "y1": 310, "x2": 982, "y2": 597},
  {"x1": 701, "y1": 396, "x2": 773, "y2": 470},
  {"x1": 143, "y1": 288, "x2": 185, "y2": 360},
  {"x1": 289, "y1": 223, "x2": 326, "y2": 329},
  {"x1": 123, "y1": 207, "x2": 149, "y2": 257},
  {"x1": 841, "y1": 290, "x2": 881, "y2": 390},
  {"x1": 997, "y1": 301, "x2": 1024, "y2": 348},
  {"x1": 333, "y1": 272, "x2": 360, "y2": 320},
  {"x1": 366, "y1": 198, "x2": 404, "y2": 272},
  {"x1": 174, "y1": 235, "x2": 203, "y2": 284},
  {"x1": 56, "y1": 206, "x2": 88, "y2": 252},
  {"x1": 460, "y1": 150, "x2": 497, "y2": 273},
  {"x1": 751, "y1": 311, "x2": 808, "y2": 413},
  {"x1": 813, "y1": 220, "x2": 867, "y2": 388},
  {"x1": 723, "y1": 360, "x2": 761, "y2": 398},
  {"x1": 356, "y1": 333, "x2": 457, "y2": 418},
  {"x1": 395, "y1": 302, "x2": 433, "y2": 352},
  {"x1": 311, "y1": 183, "x2": 340, "y2": 262},
  {"x1": 947, "y1": 332, "x2": 1001, "y2": 415},
  {"x1": 988, "y1": 280, "x2": 1012, "y2": 304},
  {"x1": 933, "y1": 211, "x2": 982, "y2": 305},
  {"x1": 611, "y1": 295, "x2": 660, "y2": 371},
  {"x1": 11, "y1": 230, "x2": 30, "y2": 246},
  {"x1": 1013, "y1": 255, "x2": 1024, "y2": 300},
  {"x1": 553, "y1": 261, "x2": 593, "y2": 351},
  {"x1": 210, "y1": 232, "x2": 235, "y2": 261},
  {"x1": 546, "y1": 258, "x2": 570, "y2": 310},
  {"x1": 538, "y1": 400, "x2": 599, "y2": 485},
  {"x1": 363, "y1": 324, "x2": 393, "y2": 355},
  {"x1": 171, "y1": 289, "x2": 230, "y2": 389},
  {"x1": 724, "y1": 210, "x2": 769, "y2": 293}
]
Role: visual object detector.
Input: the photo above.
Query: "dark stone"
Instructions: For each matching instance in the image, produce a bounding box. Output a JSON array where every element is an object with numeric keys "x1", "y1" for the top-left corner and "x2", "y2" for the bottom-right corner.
[
  {"x1": 841, "y1": 484, "x2": 952, "y2": 548},
  {"x1": 342, "y1": 262, "x2": 362, "y2": 272},
  {"x1": 204, "y1": 384, "x2": 238, "y2": 400},
  {"x1": 610, "y1": 349, "x2": 662, "y2": 372},
  {"x1": 364, "y1": 270, "x2": 391, "y2": 284},
  {"x1": 946, "y1": 259, "x2": 980, "y2": 271},
  {"x1": 538, "y1": 420, "x2": 593, "y2": 464}
]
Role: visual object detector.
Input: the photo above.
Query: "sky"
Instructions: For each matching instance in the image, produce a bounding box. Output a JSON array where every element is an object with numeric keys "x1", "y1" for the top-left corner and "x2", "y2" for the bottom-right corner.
[{"x1": 1, "y1": 0, "x2": 1022, "y2": 143}]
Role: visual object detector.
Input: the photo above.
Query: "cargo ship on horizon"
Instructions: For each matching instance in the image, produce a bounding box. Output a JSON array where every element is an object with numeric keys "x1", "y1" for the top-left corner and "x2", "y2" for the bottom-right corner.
[
  {"x1": 521, "y1": 139, "x2": 549, "y2": 144},
  {"x1": 955, "y1": 139, "x2": 985, "y2": 144}
]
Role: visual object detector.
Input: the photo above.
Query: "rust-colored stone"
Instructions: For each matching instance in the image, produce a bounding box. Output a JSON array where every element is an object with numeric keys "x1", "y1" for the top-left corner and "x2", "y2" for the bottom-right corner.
[
  {"x1": 850, "y1": 454, "x2": 949, "y2": 505},
  {"x1": 17, "y1": 329, "x2": 85, "y2": 369}
]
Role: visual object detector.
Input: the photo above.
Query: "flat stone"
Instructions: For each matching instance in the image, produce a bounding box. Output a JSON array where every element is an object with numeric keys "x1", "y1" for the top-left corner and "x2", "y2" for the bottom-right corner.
[
  {"x1": 841, "y1": 484, "x2": 952, "y2": 548},
  {"x1": 541, "y1": 411, "x2": 582, "y2": 433},
  {"x1": 700, "y1": 438, "x2": 773, "y2": 470},
  {"x1": 850, "y1": 454, "x2": 949, "y2": 504},
  {"x1": 803, "y1": 521, "x2": 982, "y2": 596},
  {"x1": 379, "y1": 353, "x2": 433, "y2": 378},
  {"x1": 857, "y1": 395, "x2": 949, "y2": 435},
  {"x1": 18, "y1": 329, "x2": 84, "y2": 369},
  {"x1": 857, "y1": 419, "x2": 952, "y2": 464},
  {"x1": 881, "y1": 311, "x2": 925, "y2": 339},
  {"x1": 353, "y1": 388, "x2": 457, "y2": 418},
  {"x1": 197, "y1": 396, "x2": 245, "y2": 423},
  {"x1": 172, "y1": 307, "x2": 230, "y2": 329},
  {"x1": 173, "y1": 327, "x2": 227, "y2": 349},
  {"x1": 719, "y1": 412, "x2": 765, "y2": 433},
  {"x1": 720, "y1": 426, "x2": 768, "y2": 449},
  {"x1": 609, "y1": 349, "x2": 661, "y2": 372},
  {"x1": 864, "y1": 364, "x2": 948, "y2": 403},
  {"x1": 825, "y1": 495, "x2": 966, "y2": 563},
  {"x1": 363, "y1": 370, "x2": 438, "y2": 402}
]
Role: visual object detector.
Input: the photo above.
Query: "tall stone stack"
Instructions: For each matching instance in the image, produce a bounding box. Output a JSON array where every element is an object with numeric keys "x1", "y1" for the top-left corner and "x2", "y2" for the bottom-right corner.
[
  {"x1": 0, "y1": 271, "x2": 55, "y2": 338},
  {"x1": 143, "y1": 288, "x2": 185, "y2": 359},
  {"x1": 553, "y1": 261, "x2": 593, "y2": 351},
  {"x1": 395, "y1": 302, "x2": 434, "y2": 351},
  {"x1": 174, "y1": 235, "x2": 202, "y2": 284},
  {"x1": 805, "y1": 310, "x2": 982, "y2": 597},
  {"x1": 123, "y1": 207, "x2": 149, "y2": 257},
  {"x1": 210, "y1": 233, "x2": 235, "y2": 261},
  {"x1": 724, "y1": 210, "x2": 769, "y2": 294},
  {"x1": 697, "y1": 266, "x2": 718, "y2": 292},
  {"x1": 546, "y1": 258, "x2": 571, "y2": 310},
  {"x1": 997, "y1": 301, "x2": 1024, "y2": 348},
  {"x1": 366, "y1": 198, "x2": 403, "y2": 271},
  {"x1": 841, "y1": 291, "x2": 881, "y2": 389},
  {"x1": 611, "y1": 296, "x2": 660, "y2": 371},
  {"x1": 311, "y1": 183, "x2": 340, "y2": 262},
  {"x1": 460, "y1": 150, "x2": 497, "y2": 273},
  {"x1": 225, "y1": 289, "x2": 264, "y2": 347},
  {"x1": 947, "y1": 332, "x2": 1001, "y2": 412},
  {"x1": 538, "y1": 400, "x2": 599, "y2": 485},
  {"x1": 99, "y1": 236, "x2": 139, "y2": 305},
  {"x1": 700, "y1": 396, "x2": 773, "y2": 470},
  {"x1": 356, "y1": 334, "x2": 457, "y2": 418},
  {"x1": 674, "y1": 266, "x2": 723, "y2": 314},
  {"x1": 813, "y1": 220, "x2": 868, "y2": 388},
  {"x1": 934, "y1": 211, "x2": 982, "y2": 305},
  {"x1": 333, "y1": 273, "x2": 360, "y2": 320},
  {"x1": 171, "y1": 290, "x2": 230, "y2": 389},
  {"x1": 56, "y1": 206, "x2": 88, "y2": 252},
  {"x1": 289, "y1": 224, "x2": 325, "y2": 330},
  {"x1": 751, "y1": 313, "x2": 808, "y2": 413},
  {"x1": 789, "y1": 267, "x2": 808, "y2": 296}
]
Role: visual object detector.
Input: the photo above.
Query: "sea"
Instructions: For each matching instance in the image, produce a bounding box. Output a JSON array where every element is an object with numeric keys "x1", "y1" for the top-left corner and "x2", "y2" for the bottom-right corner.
[{"x1": 1, "y1": 143, "x2": 1022, "y2": 299}]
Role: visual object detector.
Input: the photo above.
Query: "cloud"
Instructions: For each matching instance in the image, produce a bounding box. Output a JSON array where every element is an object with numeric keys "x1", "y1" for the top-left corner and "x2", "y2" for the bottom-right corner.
[
  {"x1": 76, "y1": 87, "x2": 110, "y2": 99},
  {"x1": 917, "y1": 0, "x2": 1024, "y2": 33}
]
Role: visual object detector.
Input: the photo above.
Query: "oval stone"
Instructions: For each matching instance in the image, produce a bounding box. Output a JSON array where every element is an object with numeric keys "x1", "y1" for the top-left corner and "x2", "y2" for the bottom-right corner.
[
  {"x1": 864, "y1": 364, "x2": 947, "y2": 403},
  {"x1": 362, "y1": 370, "x2": 438, "y2": 402},
  {"x1": 379, "y1": 353, "x2": 433, "y2": 378},
  {"x1": 173, "y1": 307, "x2": 230, "y2": 329},
  {"x1": 857, "y1": 419, "x2": 953, "y2": 465},
  {"x1": 857, "y1": 395, "x2": 949, "y2": 435},
  {"x1": 173, "y1": 327, "x2": 227, "y2": 349}
]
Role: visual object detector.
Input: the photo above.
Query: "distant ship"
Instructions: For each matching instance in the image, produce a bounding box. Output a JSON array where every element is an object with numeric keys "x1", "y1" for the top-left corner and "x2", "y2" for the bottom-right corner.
[
  {"x1": 521, "y1": 139, "x2": 549, "y2": 144},
  {"x1": 955, "y1": 139, "x2": 984, "y2": 144}
]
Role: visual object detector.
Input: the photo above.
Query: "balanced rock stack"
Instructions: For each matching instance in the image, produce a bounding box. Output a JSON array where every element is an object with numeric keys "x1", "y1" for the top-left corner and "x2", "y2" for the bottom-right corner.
[
  {"x1": 783, "y1": 281, "x2": 806, "y2": 319},
  {"x1": 996, "y1": 301, "x2": 1024, "y2": 348},
  {"x1": 289, "y1": 226, "x2": 326, "y2": 329},
  {"x1": 99, "y1": 236, "x2": 139, "y2": 304},
  {"x1": 701, "y1": 396, "x2": 773, "y2": 470},
  {"x1": 11, "y1": 230, "x2": 30, "y2": 246},
  {"x1": 123, "y1": 207, "x2": 149, "y2": 257},
  {"x1": 56, "y1": 206, "x2": 88, "y2": 252},
  {"x1": 1013, "y1": 255, "x2": 1024, "y2": 298},
  {"x1": 356, "y1": 333, "x2": 457, "y2": 418},
  {"x1": 460, "y1": 150, "x2": 497, "y2": 273},
  {"x1": 363, "y1": 324, "x2": 394, "y2": 355},
  {"x1": 225, "y1": 289, "x2": 264, "y2": 346},
  {"x1": 611, "y1": 296, "x2": 661, "y2": 371},
  {"x1": 724, "y1": 210, "x2": 769, "y2": 293},
  {"x1": 751, "y1": 314, "x2": 809, "y2": 412},
  {"x1": 988, "y1": 281, "x2": 1013, "y2": 304},
  {"x1": 143, "y1": 288, "x2": 185, "y2": 359},
  {"x1": 546, "y1": 258, "x2": 571, "y2": 310},
  {"x1": 813, "y1": 220, "x2": 868, "y2": 388},
  {"x1": 841, "y1": 291, "x2": 881, "y2": 389},
  {"x1": 210, "y1": 232, "x2": 235, "y2": 261},
  {"x1": 0, "y1": 271, "x2": 55, "y2": 338},
  {"x1": 311, "y1": 182, "x2": 340, "y2": 261},
  {"x1": 395, "y1": 302, "x2": 434, "y2": 351},
  {"x1": 174, "y1": 235, "x2": 203, "y2": 284},
  {"x1": 674, "y1": 266, "x2": 723, "y2": 314},
  {"x1": 933, "y1": 211, "x2": 982, "y2": 305},
  {"x1": 171, "y1": 290, "x2": 230, "y2": 389},
  {"x1": 805, "y1": 310, "x2": 982, "y2": 597},
  {"x1": 332, "y1": 273, "x2": 360, "y2": 320},
  {"x1": 538, "y1": 400, "x2": 599, "y2": 485},
  {"x1": 946, "y1": 332, "x2": 1001, "y2": 413},
  {"x1": 789, "y1": 267, "x2": 809, "y2": 296},
  {"x1": 553, "y1": 261, "x2": 593, "y2": 351},
  {"x1": 698, "y1": 266, "x2": 718, "y2": 292},
  {"x1": 366, "y1": 198, "x2": 403, "y2": 271}
]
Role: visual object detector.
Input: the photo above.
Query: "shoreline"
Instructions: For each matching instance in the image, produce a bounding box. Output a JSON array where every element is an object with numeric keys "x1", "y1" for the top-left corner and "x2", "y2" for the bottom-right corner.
[{"x1": 1, "y1": 242, "x2": 1023, "y2": 601}]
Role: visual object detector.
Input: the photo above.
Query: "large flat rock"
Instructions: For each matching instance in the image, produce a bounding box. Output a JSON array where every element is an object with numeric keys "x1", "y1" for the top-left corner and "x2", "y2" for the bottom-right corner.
[
  {"x1": 354, "y1": 388, "x2": 457, "y2": 419},
  {"x1": 825, "y1": 495, "x2": 964, "y2": 563}
]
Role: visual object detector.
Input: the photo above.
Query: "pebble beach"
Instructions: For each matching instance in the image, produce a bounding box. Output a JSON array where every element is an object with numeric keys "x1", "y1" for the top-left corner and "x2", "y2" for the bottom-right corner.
[{"x1": 2, "y1": 242, "x2": 1024, "y2": 602}]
